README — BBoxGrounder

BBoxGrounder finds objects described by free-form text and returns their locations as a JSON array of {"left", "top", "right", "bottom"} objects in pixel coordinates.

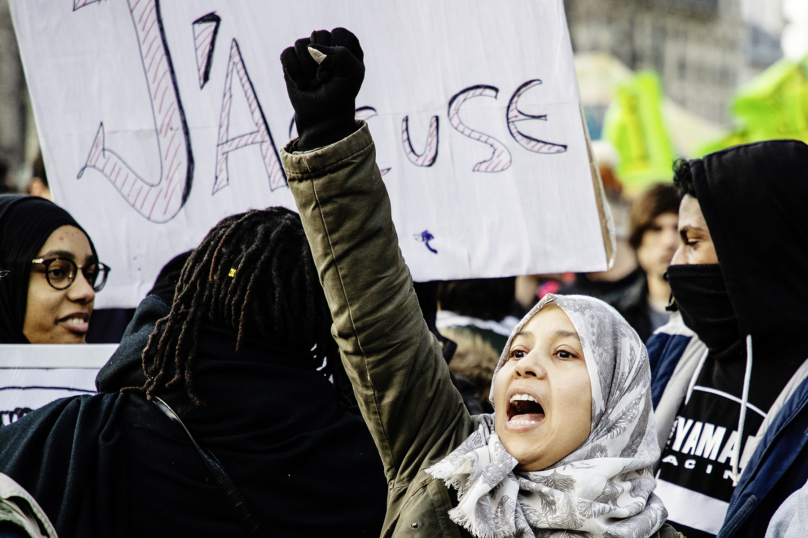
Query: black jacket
[
  {"left": 651, "top": 139, "right": 808, "bottom": 537},
  {"left": 693, "top": 140, "right": 808, "bottom": 536},
  {"left": 0, "top": 295, "right": 387, "bottom": 538}
]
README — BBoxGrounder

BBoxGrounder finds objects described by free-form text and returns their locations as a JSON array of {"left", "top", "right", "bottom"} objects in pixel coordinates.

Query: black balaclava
[
  {"left": 0, "top": 195, "right": 97, "bottom": 343},
  {"left": 666, "top": 264, "right": 741, "bottom": 355}
]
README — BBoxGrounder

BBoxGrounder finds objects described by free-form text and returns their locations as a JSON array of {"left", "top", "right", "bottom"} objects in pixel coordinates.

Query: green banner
[
  {"left": 602, "top": 71, "right": 675, "bottom": 192},
  {"left": 735, "top": 56, "right": 808, "bottom": 142},
  {"left": 698, "top": 55, "right": 808, "bottom": 156}
]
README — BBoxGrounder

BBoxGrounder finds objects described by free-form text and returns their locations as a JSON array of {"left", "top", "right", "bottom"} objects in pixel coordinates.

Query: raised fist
[{"left": 281, "top": 28, "right": 365, "bottom": 151}]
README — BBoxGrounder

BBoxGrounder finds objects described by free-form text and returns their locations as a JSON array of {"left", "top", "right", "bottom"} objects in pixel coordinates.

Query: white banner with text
[{"left": 11, "top": 0, "right": 611, "bottom": 308}]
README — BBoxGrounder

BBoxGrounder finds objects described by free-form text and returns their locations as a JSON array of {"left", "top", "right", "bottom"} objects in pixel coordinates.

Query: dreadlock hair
[
  {"left": 672, "top": 158, "right": 696, "bottom": 200},
  {"left": 129, "top": 208, "right": 336, "bottom": 406}
]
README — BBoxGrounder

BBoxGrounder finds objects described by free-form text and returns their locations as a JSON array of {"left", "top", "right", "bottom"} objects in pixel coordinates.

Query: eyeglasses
[{"left": 31, "top": 257, "right": 111, "bottom": 292}]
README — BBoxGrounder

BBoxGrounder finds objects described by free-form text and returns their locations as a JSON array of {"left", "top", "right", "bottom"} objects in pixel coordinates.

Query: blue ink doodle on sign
[
  {"left": 0, "top": 270, "right": 9, "bottom": 279},
  {"left": 414, "top": 230, "right": 438, "bottom": 254}
]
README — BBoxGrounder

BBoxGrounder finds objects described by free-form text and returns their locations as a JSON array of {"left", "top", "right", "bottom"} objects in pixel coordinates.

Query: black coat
[{"left": 0, "top": 295, "right": 387, "bottom": 538}]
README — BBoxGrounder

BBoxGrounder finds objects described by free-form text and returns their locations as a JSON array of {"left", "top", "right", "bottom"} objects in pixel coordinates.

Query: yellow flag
[
  {"left": 734, "top": 56, "right": 808, "bottom": 142},
  {"left": 602, "top": 71, "right": 675, "bottom": 193},
  {"left": 697, "top": 55, "right": 808, "bottom": 155}
]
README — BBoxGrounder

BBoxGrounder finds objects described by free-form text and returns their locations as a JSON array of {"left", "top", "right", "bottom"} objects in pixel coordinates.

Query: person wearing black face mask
[{"left": 646, "top": 142, "right": 808, "bottom": 538}]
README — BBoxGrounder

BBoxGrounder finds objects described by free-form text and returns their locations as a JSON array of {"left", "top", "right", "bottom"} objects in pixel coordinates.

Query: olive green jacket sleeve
[{"left": 281, "top": 123, "right": 476, "bottom": 492}]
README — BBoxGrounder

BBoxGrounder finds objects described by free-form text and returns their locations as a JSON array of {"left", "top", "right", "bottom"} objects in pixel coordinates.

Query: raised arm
[{"left": 279, "top": 29, "right": 474, "bottom": 488}]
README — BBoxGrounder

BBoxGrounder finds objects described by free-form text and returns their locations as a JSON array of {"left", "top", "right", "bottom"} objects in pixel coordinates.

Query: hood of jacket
[{"left": 692, "top": 139, "right": 808, "bottom": 356}]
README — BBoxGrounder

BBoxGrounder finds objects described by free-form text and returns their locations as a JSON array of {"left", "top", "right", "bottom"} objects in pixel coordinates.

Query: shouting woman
[{"left": 279, "top": 28, "right": 679, "bottom": 538}]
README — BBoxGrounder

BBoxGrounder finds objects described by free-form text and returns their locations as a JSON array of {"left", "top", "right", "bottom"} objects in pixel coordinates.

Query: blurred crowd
[{"left": 0, "top": 150, "right": 51, "bottom": 200}]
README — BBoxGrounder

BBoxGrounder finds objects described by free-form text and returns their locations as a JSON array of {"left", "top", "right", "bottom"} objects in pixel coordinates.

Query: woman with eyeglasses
[{"left": 0, "top": 195, "right": 109, "bottom": 343}]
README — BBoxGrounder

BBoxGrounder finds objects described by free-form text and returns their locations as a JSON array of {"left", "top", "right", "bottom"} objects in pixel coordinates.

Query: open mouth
[
  {"left": 507, "top": 393, "right": 545, "bottom": 425},
  {"left": 58, "top": 313, "right": 90, "bottom": 333}
]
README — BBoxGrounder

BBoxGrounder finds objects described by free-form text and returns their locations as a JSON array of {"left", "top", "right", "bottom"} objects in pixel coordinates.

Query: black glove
[{"left": 281, "top": 28, "right": 365, "bottom": 151}]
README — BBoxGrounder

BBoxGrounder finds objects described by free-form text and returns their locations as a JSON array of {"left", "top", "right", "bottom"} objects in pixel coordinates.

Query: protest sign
[
  {"left": 11, "top": 0, "right": 613, "bottom": 308},
  {"left": 731, "top": 55, "right": 808, "bottom": 143},
  {"left": 698, "top": 54, "right": 808, "bottom": 155},
  {"left": 602, "top": 71, "right": 675, "bottom": 193},
  {"left": 0, "top": 345, "right": 114, "bottom": 425}
]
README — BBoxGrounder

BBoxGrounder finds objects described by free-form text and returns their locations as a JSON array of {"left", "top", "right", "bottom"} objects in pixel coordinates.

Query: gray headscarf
[{"left": 427, "top": 294, "right": 667, "bottom": 538}]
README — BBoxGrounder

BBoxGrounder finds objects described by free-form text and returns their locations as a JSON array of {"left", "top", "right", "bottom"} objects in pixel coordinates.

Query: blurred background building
[
  {"left": 566, "top": 0, "right": 786, "bottom": 125},
  {"left": 0, "top": 0, "right": 31, "bottom": 190}
]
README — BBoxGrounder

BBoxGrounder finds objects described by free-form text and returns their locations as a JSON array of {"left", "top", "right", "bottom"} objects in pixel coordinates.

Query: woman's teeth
[
  {"left": 59, "top": 315, "right": 89, "bottom": 332},
  {"left": 508, "top": 393, "right": 545, "bottom": 425}
]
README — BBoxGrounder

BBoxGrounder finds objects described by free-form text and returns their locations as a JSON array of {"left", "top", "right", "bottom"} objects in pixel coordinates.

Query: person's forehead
[
  {"left": 36, "top": 225, "right": 93, "bottom": 260},
  {"left": 677, "top": 195, "right": 708, "bottom": 231},
  {"left": 652, "top": 212, "right": 678, "bottom": 227},
  {"left": 519, "top": 304, "right": 579, "bottom": 340}
]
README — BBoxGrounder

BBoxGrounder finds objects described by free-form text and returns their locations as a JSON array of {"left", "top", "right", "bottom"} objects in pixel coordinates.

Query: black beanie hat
[{"left": 0, "top": 195, "right": 98, "bottom": 343}]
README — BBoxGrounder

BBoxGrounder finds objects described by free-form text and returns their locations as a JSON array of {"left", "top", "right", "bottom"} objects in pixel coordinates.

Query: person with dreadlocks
[{"left": 0, "top": 207, "right": 387, "bottom": 538}]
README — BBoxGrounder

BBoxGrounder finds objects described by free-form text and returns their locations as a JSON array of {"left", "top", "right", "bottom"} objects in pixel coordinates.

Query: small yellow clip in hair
[{"left": 228, "top": 268, "right": 237, "bottom": 277}]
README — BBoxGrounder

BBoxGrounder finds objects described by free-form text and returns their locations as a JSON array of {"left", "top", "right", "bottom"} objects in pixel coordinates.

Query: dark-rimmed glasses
[{"left": 31, "top": 257, "right": 110, "bottom": 292}]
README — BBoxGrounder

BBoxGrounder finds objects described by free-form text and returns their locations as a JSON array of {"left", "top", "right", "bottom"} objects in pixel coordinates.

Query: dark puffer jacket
[{"left": 0, "top": 294, "right": 387, "bottom": 538}]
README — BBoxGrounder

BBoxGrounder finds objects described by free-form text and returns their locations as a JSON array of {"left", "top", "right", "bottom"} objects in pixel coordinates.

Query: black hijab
[{"left": 0, "top": 195, "right": 97, "bottom": 343}]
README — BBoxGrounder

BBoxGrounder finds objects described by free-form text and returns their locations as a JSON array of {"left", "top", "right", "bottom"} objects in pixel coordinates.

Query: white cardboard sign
[
  {"left": 11, "top": 0, "right": 611, "bottom": 308},
  {"left": 0, "top": 345, "right": 114, "bottom": 425}
]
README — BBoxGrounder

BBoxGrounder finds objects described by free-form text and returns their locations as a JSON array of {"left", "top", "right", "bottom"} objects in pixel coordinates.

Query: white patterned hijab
[{"left": 427, "top": 294, "right": 667, "bottom": 538}]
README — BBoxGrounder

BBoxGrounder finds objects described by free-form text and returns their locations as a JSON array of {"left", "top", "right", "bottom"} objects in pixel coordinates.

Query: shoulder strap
[{"left": 152, "top": 396, "right": 268, "bottom": 538}]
